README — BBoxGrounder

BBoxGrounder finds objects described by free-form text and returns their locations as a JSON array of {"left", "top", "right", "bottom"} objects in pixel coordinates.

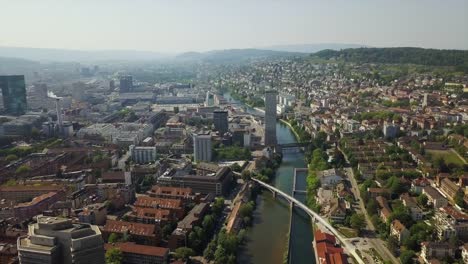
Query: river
[{"left": 224, "top": 93, "right": 315, "bottom": 264}]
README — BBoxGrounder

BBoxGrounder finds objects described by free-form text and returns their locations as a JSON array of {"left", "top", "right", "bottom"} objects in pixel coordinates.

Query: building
[
  {"left": 264, "top": 90, "right": 277, "bottom": 146},
  {"left": 390, "top": 220, "right": 410, "bottom": 244},
  {"left": 383, "top": 122, "right": 398, "bottom": 139},
  {"left": 120, "top": 75, "right": 133, "bottom": 93},
  {"left": 0, "top": 185, "right": 65, "bottom": 203},
  {"left": 168, "top": 202, "right": 209, "bottom": 250},
  {"left": 104, "top": 243, "right": 169, "bottom": 264},
  {"left": 420, "top": 241, "right": 456, "bottom": 264},
  {"left": 193, "top": 133, "right": 212, "bottom": 162},
  {"left": 148, "top": 186, "right": 198, "bottom": 202},
  {"left": 440, "top": 178, "right": 461, "bottom": 200},
  {"left": 14, "top": 192, "right": 63, "bottom": 221},
  {"left": 213, "top": 110, "right": 228, "bottom": 134},
  {"left": 423, "top": 186, "right": 448, "bottom": 208},
  {"left": 17, "top": 216, "right": 105, "bottom": 264},
  {"left": 101, "top": 220, "right": 160, "bottom": 246},
  {"left": 157, "top": 166, "right": 233, "bottom": 196},
  {"left": 314, "top": 230, "right": 348, "bottom": 264},
  {"left": 0, "top": 75, "right": 27, "bottom": 115},
  {"left": 77, "top": 203, "right": 107, "bottom": 225},
  {"left": 133, "top": 196, "right": 184, "bottom": 220},
  {"left": 462, "top": 244, "right": 468, "bottom": 264},
  {"left": 129, "top": 145, "right": 157, "bottom": 164},
  {"left": 316, "top": 169, "right": 344, "bottom": 188}
]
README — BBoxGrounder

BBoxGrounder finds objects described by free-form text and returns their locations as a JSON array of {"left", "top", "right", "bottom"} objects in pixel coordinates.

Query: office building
[
  {"left": 193, "top": 133, "right": 212, "bottom": 162},
  {"left": 213, "top": 110, "right": 228, "bottom": 134},
  {"left": 0, "top": 75, "right": 27, "bottom": 115},
  {"left": 264, "top": 90, "right": 277, "bottom": 146},
  {"left": 17, "top": 216, "right": 105, "bottom": 264},
  {"left": 120, "top": 75, "right": 133, "bottom": 93},
  {"left": 129, "top": 145, "right": 157, "bottom": 164}
]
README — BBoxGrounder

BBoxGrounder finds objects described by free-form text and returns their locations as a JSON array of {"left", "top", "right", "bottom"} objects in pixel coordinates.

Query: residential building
[
  {"left": 390, "top": 220, "right": 410, "bottom": 244},
  {"left": 193, "top": 133, "right": 212, "bottom": 162},
  {"left": 0, "top": 185, "right": 65, "bottom": 203},
  {"left": 400, "top": 193, "right": 423, "bottom": 221},
  {"left": 134, "top": 196, "right": 185, "bottom": 219},
  {"left": 148, "top": 186, "right": 199, "bottom": 202},
  {"left": 101, "top": 220, "right": 160, "bottom": 246},
  {"left": 213, "top": 110, "right": 228, "bottom": 134},
  {"left": 264, "top": 90, "right": 277, "bottom": 146},
  {"left": 14, "top": 192, "right": 63, "bottom": 221},
  {"left": 420, "top": 241, "right": 456, "bottom": 264},
  {"left": 129, "top": 145, "right": 157, "bottom": 164},
  {"left": 17, "top": 216, "right": 105, "bottom": 264},
  {"left": 168, "top": 203, "right": 209, "bottom": 250},
  {"left": 0, "top": 75, "right": 27, "bottom": 115},
  {"left": 104, "top": 242, "right": 169, "bottom": 264},
  {"left": 440, "top": 178, "right": 460, "bottom": 200},
  {"left": 423, "top": 186, "right": 448, "bottom": 208},
  {"left": 77, "top": 203, "right": 107, "bottom": 225},
  {"left": 383, "top": 122, "right": 398, "bottom": 139},
  {"left": 434, "top": 206, "right": 468, "bottom": 240},
  {"left": 316, "top": 168, "right": 344, "bottom": 188},
  {"left": 314, "top": 230, "right": 348, "bottom": 264}
]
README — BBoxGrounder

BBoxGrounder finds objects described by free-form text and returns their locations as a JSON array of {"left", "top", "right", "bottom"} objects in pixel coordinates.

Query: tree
[
  {"left": 15, "top": 164, "right": 31, "bottom": 175},
  {"left": 203, "top": 240, "right": 217, "bottom": 261},
  {"left": 174, "top": 247, "right": 195, "bottom": 261},
  {"left": 212, "top": 197, "right": 225, "bottom": 216},
  {"left": 454, "top": 190, "right": 466, "bottom": 208},
  {"left": 214, "top": 246, "right": 227, "bottom": 264},
  {"left": 107, "top": 233, "right": 119, "bottom": 243},
  {"left": 5, "top": 154, "right": 18, "bottom": 162},
  {"left": 202, "top": 214, "right": 215, "bottom": 231},
  {"left": 387, "top": 235, "right": 399, "bottom": 255},
  {"left": 417, "top": 193, "right": 428, "bottom": 207},
  {"left": 241, "top": 170, "right": 251, "bottom": 180},
  {"left": 350, "top": 213, "right": 365, "bottom": 232},
  {"left": 399, "top": 250, "right": 415, "bottom": 264},
  {"left": 105, "top": 247, "right": 123, "bottom": 264}
]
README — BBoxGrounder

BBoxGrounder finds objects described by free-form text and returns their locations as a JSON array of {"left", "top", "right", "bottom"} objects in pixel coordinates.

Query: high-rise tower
[
  {"left": 264, "top": 90, "right": 277, "bottom": 146},
  {"left": 0, "top": 75, "right": 27, "bottom": 115}
]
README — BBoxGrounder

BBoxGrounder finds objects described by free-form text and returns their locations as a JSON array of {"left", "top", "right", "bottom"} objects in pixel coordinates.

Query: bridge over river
[{"left": 252, "top": 178, "right": 365, "bottom": 264}]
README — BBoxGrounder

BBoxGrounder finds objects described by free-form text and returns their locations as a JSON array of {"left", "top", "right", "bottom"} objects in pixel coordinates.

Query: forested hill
[{"left": 312, "top": 47, "right": 468, "bottom": 71}]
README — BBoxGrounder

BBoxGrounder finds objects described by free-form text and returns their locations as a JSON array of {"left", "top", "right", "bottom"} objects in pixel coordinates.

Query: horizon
[{"left": 1, "top": 0, "right": 467, "bottom": 53}]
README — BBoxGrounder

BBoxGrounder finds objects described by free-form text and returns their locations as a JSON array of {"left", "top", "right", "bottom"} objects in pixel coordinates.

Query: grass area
[
  {"left": 427, "top": 149, "right": 466, "bottom": 165},
  {"left": 338, "top": 227, "right": 358, "bottom": 238}
]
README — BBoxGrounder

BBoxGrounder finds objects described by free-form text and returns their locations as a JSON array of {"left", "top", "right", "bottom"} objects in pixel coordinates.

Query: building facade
[
  {"left": 129, "top": 145, "right": 157, "bottom": 164},
  {"left": 213, "top": 110, "right": 228, "bottom": 134},
  {"left": 264, "top": 90, "right": 277, "bottom": 146},
  {"left": 17, "top": 216, "right": 105, "bottom": 264},
  {"left": 0, "top": 75, "right": 27, "bottom": 115},
  {"left": 119, "top": 75, "right": 133, "bottom": 93},
  {"left": 193, "top": 133, "right": 212, "bottom": 162}
]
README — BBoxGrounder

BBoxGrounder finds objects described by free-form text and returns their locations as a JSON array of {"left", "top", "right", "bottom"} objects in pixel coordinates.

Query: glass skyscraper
[{"left": 0, "top": 75, "right": 27, "bottom": 115}]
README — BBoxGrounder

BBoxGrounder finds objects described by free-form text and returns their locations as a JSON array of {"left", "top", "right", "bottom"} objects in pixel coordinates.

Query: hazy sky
[{"left": 0, "top": 0, "right": 467, "bottom": 53}]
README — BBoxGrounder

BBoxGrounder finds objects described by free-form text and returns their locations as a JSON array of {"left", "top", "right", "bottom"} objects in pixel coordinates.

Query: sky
[{"left": 0, "top": 0, "right": 467, "bottom": 53}]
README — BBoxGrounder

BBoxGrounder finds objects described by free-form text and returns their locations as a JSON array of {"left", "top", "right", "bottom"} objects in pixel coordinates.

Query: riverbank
[{"left": 279, "top": 119, "right": 301, "bottom": 142}]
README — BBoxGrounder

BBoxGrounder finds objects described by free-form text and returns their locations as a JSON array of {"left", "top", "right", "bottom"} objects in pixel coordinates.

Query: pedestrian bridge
[{"left": 252, "top": 178, "right": 364, "bottom": 264}]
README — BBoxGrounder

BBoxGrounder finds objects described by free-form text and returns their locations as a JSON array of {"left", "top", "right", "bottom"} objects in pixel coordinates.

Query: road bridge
[{"left": 252, "top": 178, "right": 365, "bottom": 264}]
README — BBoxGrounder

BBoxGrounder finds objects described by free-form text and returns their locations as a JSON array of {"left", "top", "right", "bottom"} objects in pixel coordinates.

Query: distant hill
[
  {"left": 313, "top": 47, "right": 468, "bottom": 71},
  {"left": 0, "top": 46, "right": 168, "bottom": 62},
  {"left": 261, "top": 43, "right": 368, "bottom": 53},
  {"left": 176, "top": 49, "right": 305, "bottom": 63}
]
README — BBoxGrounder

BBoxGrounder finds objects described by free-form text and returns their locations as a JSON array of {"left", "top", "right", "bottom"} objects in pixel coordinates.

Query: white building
[{"left": 129, "top": 145, "right": 157, "bottom": 164}]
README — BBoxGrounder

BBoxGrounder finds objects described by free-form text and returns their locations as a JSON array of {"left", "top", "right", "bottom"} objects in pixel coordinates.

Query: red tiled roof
[
  {"left": 102, "top": 220, "right": 155, "bottom": 237},
  {"left": 105, "top": 242, "right": 168, "bottom": 257},
  {"left": 134, "top": 196, "right": 182, "bottom": 209}
]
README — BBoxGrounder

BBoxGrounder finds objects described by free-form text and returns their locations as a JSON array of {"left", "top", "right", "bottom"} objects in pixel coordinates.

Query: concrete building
[
  {"left": 213, "top": 110, "right": 228, "bottom": 134},
  {"left": 383, "top": 122, "right": 398, "bottom": 139},
  {"left": 129, "top": 145, "right": 157, "bottom": 164},
  {"left": 0, "top": 75, "right": 27, "bottom": 115},
  {"left": 120, "top": 75, "right": 133, "bottom": 93},
  {"left": 264, "top": 90, "right": 277, "bottom": 146},
  {"left": 17, "top": 216, "right": 105, "bottom": 264},
  {"left": 193, "top": 133, "right": 212, "bottom": 162}
]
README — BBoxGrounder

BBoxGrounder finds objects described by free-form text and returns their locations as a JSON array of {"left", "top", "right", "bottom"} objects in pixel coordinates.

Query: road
[{"left": 344, "top": 167, "right": 400, "bottom": 264}]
